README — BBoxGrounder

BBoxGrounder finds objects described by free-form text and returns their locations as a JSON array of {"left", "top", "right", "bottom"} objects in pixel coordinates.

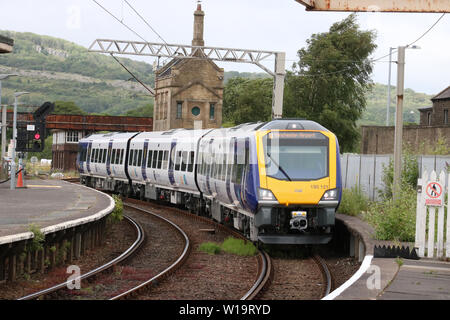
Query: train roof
[{"left": 228, "top": 119, "right": 330, "bottom": 132}]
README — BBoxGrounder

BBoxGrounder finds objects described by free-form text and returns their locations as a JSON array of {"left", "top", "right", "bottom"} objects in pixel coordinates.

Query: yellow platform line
[{"left": 26, "top": 185, "right": 62, "bottom": 189}]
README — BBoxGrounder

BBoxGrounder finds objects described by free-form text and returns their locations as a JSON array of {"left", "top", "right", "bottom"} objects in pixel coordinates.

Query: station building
[{"left": 153, "top": 3, "right": 224, "bottom": 131}]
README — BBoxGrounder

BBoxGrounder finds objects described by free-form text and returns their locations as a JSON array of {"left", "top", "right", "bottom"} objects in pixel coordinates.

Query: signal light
[{"left": 34, "top": 133, "right": 41, "bottom": 140}]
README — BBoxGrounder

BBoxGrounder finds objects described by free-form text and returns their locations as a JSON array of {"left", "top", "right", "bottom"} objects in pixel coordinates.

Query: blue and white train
[{"left": 77, "top": 119, "right": 342, "bottom": 245}]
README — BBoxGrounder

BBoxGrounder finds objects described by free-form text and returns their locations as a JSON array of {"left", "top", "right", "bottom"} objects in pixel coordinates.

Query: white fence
[
  {"left": 415, "top": 171, "right": 449, "bottom": 258},
  {"left": 341, "top": 154, "right": 450, "bottom": 201}
]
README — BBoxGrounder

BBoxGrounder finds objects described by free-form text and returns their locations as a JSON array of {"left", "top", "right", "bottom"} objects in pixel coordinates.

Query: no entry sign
[{"left": 424, "top": 181, "right": 443, "bottom": 206}]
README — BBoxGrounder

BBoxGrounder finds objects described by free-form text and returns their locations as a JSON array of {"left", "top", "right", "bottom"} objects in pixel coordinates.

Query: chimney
[{"left": 192, "top": 2, "right": 205, "bottom": 47}]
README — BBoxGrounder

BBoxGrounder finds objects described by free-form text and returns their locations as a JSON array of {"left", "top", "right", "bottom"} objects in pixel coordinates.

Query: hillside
[
  {"left": 0, "top": 31, "right": 435, "bottom": 122},
  {"left": 361, "top": 83, "right": 433, "bottom": 126}
]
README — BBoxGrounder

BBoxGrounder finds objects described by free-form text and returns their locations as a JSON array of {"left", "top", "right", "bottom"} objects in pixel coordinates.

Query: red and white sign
[{"left": 424, "top": 181, "right": 443, "bottom": 206}]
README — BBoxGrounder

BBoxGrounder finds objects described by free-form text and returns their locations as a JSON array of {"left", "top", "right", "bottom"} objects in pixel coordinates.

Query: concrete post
[{"left": 393, "top": 46, "right": 405, "bottom": 199}]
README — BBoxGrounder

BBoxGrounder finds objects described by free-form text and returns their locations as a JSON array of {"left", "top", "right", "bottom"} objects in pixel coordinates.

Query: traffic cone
[{"left": 16, "top": 169, "right": 26, "bottom": 189}]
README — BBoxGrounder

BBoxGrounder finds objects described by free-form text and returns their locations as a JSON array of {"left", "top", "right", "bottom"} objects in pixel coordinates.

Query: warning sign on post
[{"left": 424, "top": 181, "right": 443, "bottom": 206}]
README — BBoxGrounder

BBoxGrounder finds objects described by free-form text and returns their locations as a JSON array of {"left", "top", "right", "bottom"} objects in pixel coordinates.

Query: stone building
[
  {"left": 153, "top": 3, "right": 224, "bottom": 131},
  {"left": 418, "top": 86, "right": 450, "bottom": 126}
]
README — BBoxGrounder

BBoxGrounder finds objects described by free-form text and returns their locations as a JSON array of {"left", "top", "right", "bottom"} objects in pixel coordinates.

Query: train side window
[
  {"left": 102, "top": 149, "right": 107, "bottom": 163},
  {"left": 148, "top": 150, "right": 153, "bottom": 168},
  {"left": 129, "top": 150, "right": 133, "bottom": 166},
  {"left": 175, "top": 151, "right": 182, "bottom": 171},
  {"left": 188, "top": 151, "right": 195, "bottom": 172},
  {"left": 94, "top": 149, "right": 99, "bottom": 163},
  {"left": 222, "top": 153, "right": 227, "bottom": 181},
  {"left": 137, "top": 150, "right": 143, "bottom": 167},
  {"left": 111, "top": 149, "right": 116, "bottom": 165},
  {"left": 133, "top": 150, "right": 138, "bottom": 167},
  {"left": 162, "top": 151, "right": 169, "bottom": 169},
  {"left": 117, "top": 149, "right": 121, "bottom": 165},
  {"left": 152, "top": 150, "right": 158, "bottom": 168},
  {"left": 200, "top": 152, "right": 205, "bottom": 175},
  {"left": 157, "top": 151, "right": 163, "bottom": 169},
  {"left": 181, "top": 151, "right": 188, "bottom": 171}
]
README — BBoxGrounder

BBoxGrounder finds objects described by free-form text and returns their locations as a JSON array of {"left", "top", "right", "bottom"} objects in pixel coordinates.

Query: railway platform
[
  {"left": 330, "top": 214, "right": 450, "bottom": 300},
  {"left": 0, "top": 177, "right": 114, "bottom": 244},
  {"left": 0, "top": 177, "right": 115, "bottom": 281}
]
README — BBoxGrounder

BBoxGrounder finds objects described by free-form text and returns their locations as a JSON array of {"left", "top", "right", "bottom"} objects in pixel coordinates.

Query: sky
[{"left": 0, "top": 0, "right": 448, "bottom": 96}]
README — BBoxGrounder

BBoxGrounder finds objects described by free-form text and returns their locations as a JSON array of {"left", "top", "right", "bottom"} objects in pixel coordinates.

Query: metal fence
[{"left": 340, "top": 154, "right": 450, "bottom": 201}]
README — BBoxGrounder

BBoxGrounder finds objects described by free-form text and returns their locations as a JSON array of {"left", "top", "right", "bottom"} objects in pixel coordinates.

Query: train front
[{"left": 255, "top": 121, "right": 342, "bottom": 245}]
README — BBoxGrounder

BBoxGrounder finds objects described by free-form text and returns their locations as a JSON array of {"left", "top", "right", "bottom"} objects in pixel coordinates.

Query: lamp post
[
  {"left": 392, "top": 45, "right": 420, "bottom": 199},
  {"left": 10, "top": 91, "right": 29, "bottom": 190},
  {"left": 0, "top": 74, "right": 18, "bottom": 161}
]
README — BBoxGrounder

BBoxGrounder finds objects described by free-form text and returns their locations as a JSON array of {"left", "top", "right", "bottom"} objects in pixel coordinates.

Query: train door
[{"left": 168, "top": 139, "right": 177, "bottom": 186}]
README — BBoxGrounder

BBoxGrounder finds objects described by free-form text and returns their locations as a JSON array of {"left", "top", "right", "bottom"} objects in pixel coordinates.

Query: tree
[
  {"left": 284, "top": 14, "right": 377, "bottom": 152},
  {"left": 53, "top": 101, "right": 87, "bottom": 115},
  {"left": 223, "top": 77, "right": 273, "bottom": 125}
]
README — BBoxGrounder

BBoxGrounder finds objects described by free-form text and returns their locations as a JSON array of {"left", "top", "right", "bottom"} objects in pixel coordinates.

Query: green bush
[
  {"left": 198, "top": 237, "right": 258, "bottom": 257},
  {"left": 109, "top": 195, "right": 124, "bottom": 223},
  {"left": 338, "top": 185, "right": 369, "bottom": 216},
  {"left": 379, "top": 149, "right": 418, "bottom": 200},
  {"left": 221, "top": 237, "right": 258, "bottom": 256},
  {"left": 364, "top": 185, "right": 416, "bottom": 242},
  {"left": 198, "top": 242, "right": 222, "bottom": 255}
]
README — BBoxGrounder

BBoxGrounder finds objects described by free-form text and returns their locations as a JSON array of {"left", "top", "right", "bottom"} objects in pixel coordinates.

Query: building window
[
  {"left": 210, "top": 103, "right": 215, "bottom": 120},
  {"left": 192, "top": 106, "right": 201, "bottom": 117},
  {"left": 444, "top": 109, "right": 448, "bottom": 125},
  {"left": 176, "top": 102, "right": 183, "bottom": 119},
  {"left": 66, "top": 131, "right": 79, "bottom": 143},
  {"left": 427, "top": 112, "right": 432, "bottom": 126}
]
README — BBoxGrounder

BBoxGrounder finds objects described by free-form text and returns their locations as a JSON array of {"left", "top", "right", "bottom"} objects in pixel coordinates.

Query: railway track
[
  {"left": 17, "top": 214, "right": 145, "bottom": 300},
  {"left": 122, "top": 198, "right": 273, "bottom": 300},
  {"left": 21, "top": 178, "right": 333, "bottom": 300}
]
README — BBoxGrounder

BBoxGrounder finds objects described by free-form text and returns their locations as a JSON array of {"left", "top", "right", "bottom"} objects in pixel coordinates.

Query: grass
[
  {"left": 338, "top": 185, "right": 369, "bottom": 216},
  {"left": 198, "top": 237, "right": 258, "bottom": 257}
]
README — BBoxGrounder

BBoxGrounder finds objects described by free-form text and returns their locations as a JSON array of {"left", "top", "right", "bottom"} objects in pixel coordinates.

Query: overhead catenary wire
[{"left": 91, "top": 0, "right": 156, "bottom": 96}]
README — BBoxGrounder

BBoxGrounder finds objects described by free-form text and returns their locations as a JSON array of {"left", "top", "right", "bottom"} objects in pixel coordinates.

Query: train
[{"left": 77, "top": 119, "right": 342, "bottom": 245}]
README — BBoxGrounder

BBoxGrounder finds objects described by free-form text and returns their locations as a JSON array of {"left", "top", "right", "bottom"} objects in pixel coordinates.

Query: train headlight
[
  {"left": 321, "top": 188, "right": 338, "bottom": 201},
  {"left": 258, "top": 188, "right": 277, "bottom": 201}
]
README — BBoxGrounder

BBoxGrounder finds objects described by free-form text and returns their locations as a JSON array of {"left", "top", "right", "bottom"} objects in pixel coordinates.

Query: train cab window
[
  {"left": 93, "top": 149, "right": 98, "bottom": 163},
  {"left": 147, "top": 150, "right": 153, "bottom": 168},
  {"left": 175, "top": 151, "right": 182, "bottom": 171},
  {"left": 181, "top": 151, "right": 188, "bottom": 171},
  {"left": 188, "top": 151, "right": 195, "bottom": 172},
  {"left": 162, "top": 151, "right": 169, "bottom": 169},
  {"left": 137, "top": 150, "right": 143, "bottom": 167},
  {"left": 157, "top": 151, "right": 163, "bottom": 169}
]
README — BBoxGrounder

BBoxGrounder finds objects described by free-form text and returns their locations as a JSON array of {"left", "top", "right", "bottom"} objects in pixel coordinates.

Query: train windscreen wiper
[{"left": 266, "top": 152, "right": 292, "bottom": 181}]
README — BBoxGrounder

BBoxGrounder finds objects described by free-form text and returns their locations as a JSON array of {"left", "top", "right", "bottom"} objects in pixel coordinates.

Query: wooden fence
[{"left": 415, "top": 170, "right": 449, "bottom": 258}]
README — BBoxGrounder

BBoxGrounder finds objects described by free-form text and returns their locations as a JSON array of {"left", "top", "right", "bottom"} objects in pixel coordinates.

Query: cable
[
  {"left": 407, "top": 13, "right": 446, "bottom": 47},
  {"left": 110, "top": 54, "right": 155, "bottom": 96},
  {"left": 123, "top": 0, "right": 168, "bottom": 45},
  {"left": 91, "top": 0, "right": 148, "bottom": 43}
]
